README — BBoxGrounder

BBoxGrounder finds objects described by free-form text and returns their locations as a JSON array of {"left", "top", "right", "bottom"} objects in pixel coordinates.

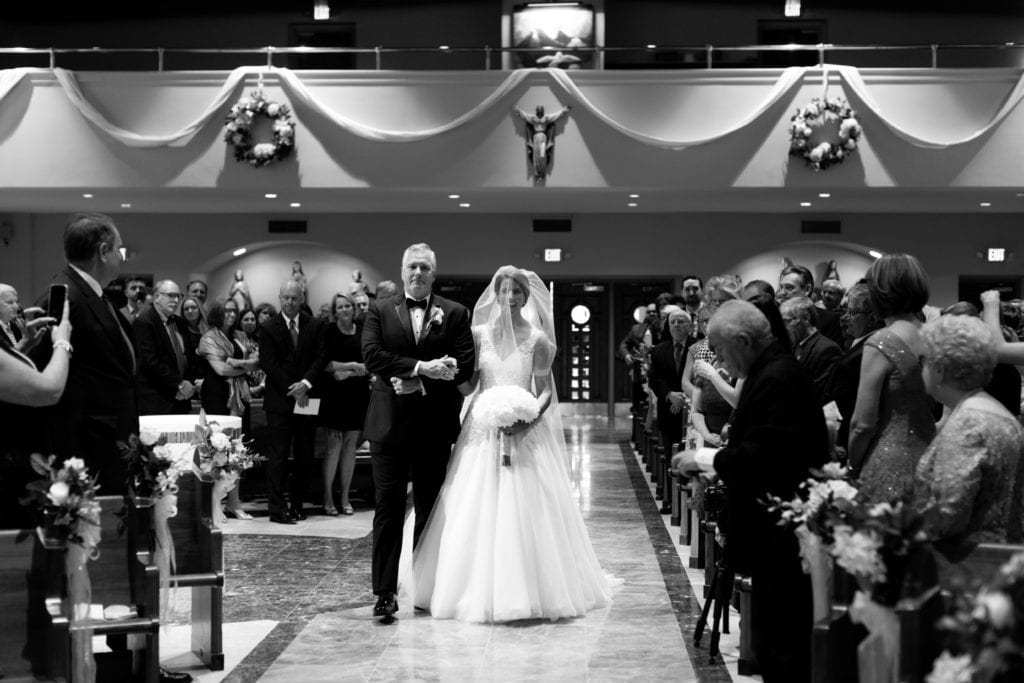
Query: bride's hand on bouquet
[{"left": 500, "top": 419, "right": 534, "bottom": 437}]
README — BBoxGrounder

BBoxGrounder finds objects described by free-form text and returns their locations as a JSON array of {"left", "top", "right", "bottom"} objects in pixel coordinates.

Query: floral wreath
[
  {"left": 788, "top": 96, "right": 862, "bottom": 171},
  {"left": 223, "top": 88, "right": 296, "bottom": 168}
]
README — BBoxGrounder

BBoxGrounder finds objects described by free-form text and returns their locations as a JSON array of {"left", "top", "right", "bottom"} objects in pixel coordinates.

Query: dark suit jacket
[
  {"left": 133, "top": 306, "right": 198, "bottom": 415},
  {"left": 713, "top": 342, "right": 829, "bottom": 573},
  {"left": 32, "top": 265, "right": 139, "bottom": 462},
  {"left": 822, "top": 337, "right": 868, "bottom": 446},
  {"left": 258, "top": 311, "right": 327, "bottom": 415},
  {"left": 361, "top": 294, "right": 475, "bottom": 447},
  {"left": 794, "top": 330, "right": 842, "bottom": 401},
  {"left": 648, "top": 338, "right": 691, "bottom": 442},
  {"left": 816, "top": 308, "right": 845, "bottom": 347}
]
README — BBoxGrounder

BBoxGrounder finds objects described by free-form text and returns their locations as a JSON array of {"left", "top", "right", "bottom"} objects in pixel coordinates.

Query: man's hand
[
  {"left": 391, "top": 377, "right": 424, "bottom": 395},
  {"left": 175, "top": 380, "right": 195, "bottom": 401},
  {"left": 333, "top": 369, "right": 354, "bottom": 381},
  {"left": 286, "top": 381, "right": 310, "bottom": 400},
  {"left": 667, "top": 391, "right": 686, "bottom": 414},
  {"left": 418, "top": 356, "right": 457, "bottom": 381},
  {"left": 671, "top": 449, "right": 701, "bottom": 476}
]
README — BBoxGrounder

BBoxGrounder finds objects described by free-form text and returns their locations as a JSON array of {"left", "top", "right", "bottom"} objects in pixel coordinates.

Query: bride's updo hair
[{"left": 493, "top": 265, "right": 531, "bottom": 302}]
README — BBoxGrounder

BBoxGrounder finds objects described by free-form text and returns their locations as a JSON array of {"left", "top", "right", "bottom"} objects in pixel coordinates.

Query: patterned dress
[{"left": 856, "top": 328, "right": 936, "bottom": 504}]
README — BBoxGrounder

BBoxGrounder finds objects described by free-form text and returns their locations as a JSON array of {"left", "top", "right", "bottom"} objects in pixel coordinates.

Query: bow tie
[{"left": 406, "top": 298, "right": 428, "bottom": 310}]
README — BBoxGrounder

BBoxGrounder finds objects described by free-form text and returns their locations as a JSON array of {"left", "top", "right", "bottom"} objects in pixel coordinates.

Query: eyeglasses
[{"left": 158, "top": 292, "right": 183, "bottom": 300}]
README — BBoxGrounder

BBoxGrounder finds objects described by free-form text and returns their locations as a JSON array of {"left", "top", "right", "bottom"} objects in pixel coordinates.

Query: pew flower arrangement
[
  {"left": 193, "top": 411, "right": 262, "bottom": 526},
  {"left": 927, "top": 553, "right": 1024, "bottom": 683}
]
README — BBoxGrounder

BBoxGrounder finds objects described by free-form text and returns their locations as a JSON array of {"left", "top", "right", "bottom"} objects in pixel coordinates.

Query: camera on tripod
[{"left": 702, "top": 482, "right": 727, "bottom": 522}]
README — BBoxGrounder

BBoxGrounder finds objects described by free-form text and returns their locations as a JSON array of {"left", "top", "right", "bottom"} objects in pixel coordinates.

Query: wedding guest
[
  {"left": 820, "top": 279, "right": 845, "bottom": 313},
  {"left": 680, "top": 275, "right": 708, "bottom": 341},
  {"left": 0, "top": 284, "right": 55, "bottom": 354},
  {"left": 648, "top": 309, "right": 693, "bottom": 454},
  {"left": 134, "top": 280, "right": 198, "bottom": 415},
  {"left": 780, "top": 296, "right": 842, "bottom": 402},
  {"left": 375, "top": 280, "right": 398, "bottom": 300},
  {"left": 352, "top": 290, "right": 371, "bottom": 323},
  {"left": 197, "top": 299, "right": 256, "bottom": 519},
  {"left": 849, "top": 253, "right": 936, "bottom": 504},
  {"left": 912, "top": 314, "right": 1024, "bottom": 580},
  {"left": 777, "top": 264, "right": 844, "bottom": 347},
  {"left": 941, "top": 301, "right": 1020, "bottom": 417},
  {"left": 675, "top": 300, "right": 827, "bottom": 683},
  {"left": 318, "top": 301, "right": 332, "bottom": 322},
  {"left": 236, "top": 308, "right": 265, "bottom": 397},
  {"left": 681, "top": 275, "right": 739, "bottom": 400},
  {"left": 187, "top": 280, "right": 208, "bottom": 309},
  {"left": 180, "top": 296, "right": 205, "bottom": 357},
  {"left": 120, "top": 276, "right": 148, "bottom": 322},
  {"left": 822, "top": 281, "right": 884, "bottom": 454},
  {"left": 254, "top": 302, "right": 277, "bottom": 326},
  {"left": 319, "top": 293, "right": 369, "bottom": 516}
]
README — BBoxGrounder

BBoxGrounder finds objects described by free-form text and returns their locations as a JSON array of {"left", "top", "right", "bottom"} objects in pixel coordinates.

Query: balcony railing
[{"left": 1, "top": 42, "right": 1023, "bottom": 71}]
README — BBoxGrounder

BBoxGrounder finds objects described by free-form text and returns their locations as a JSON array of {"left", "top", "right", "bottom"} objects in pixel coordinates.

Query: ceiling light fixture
[
  {"left": 290, "top": 202, "right": 302, "bottom": 208},
  {"left": 120, "top": 203, "right": 132, "bottom": 208},
  {"left": 265, "top": 193, "right": 277, "bottom": 199},
  {"left": 818, "top": 193, "right": 831, "bottom": 198},
  {"left": 448, "top": 194, "right": 460, "bottom": 199},
  {"left": 459, "top": 202, "right": 471, "bottom": 208},
  {"left": 233, "top": 247, "right": 247, "bottom": 257},
  {"left": 646, "top": 44, "right": 657, "bottom": 49},
  {"left": 800, "top": 202, "right": 812, "bottom": 207},
  {"left": 629, "top": 193, "right": 640, "bottom": 198},
  {"left": 313, "top": 0, "right": 329, "bottom": 20},
  {"left": 869, "top": 250, "right": 883, "bottom": 259},
  {"left": 980, "top": 202, "right": 992, "bottom": 207},
  {"left": 627, "top": 202, "right": 638, "bottom": 207},
  {"left": 82, "top": 193, "right": 94, "bottom": 199}
]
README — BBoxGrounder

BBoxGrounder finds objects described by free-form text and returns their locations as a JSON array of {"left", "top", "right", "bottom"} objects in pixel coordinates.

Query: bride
[{"left": 405, "top": 265, "right": 615, "bottom": 623}]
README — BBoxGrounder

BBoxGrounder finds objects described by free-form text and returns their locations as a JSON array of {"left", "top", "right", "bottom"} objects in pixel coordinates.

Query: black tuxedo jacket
[
  {"left": 133, "top": 306, "right": 199, "bottom": 414},
  {"left": 822, "top": 337, "right": 868, "bottom": 446},
  {"left": 794, "top": 330, "right": 842, "bottom": 400},
  {"left": 361, "top": 293, "right": 475, "bottom": 446},
  {"left": 713, "top": 342, "right": 828, "bottom": 573},
  {"left": 258, "top": 312, "right": 326, "bottom": 415},
  {"left": 32, "top": 265, "right": 139, "bottom": 458},
  {"left": 648, "top": 338, "right": 692, "bottom": 441}
]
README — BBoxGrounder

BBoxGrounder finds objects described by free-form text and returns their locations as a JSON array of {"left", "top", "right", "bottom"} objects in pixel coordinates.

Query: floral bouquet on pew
[
  {"left": 119, "top": 430, "right": 189, "bottom": 619},
  {"left": 192, "top": 410, "right": 262, "bottom": 527},
  {"left": 472, "top": 385, "right": 540, "bottom": 466},
  {"left": 22, "top": 454, "right": 101, "bottom": 683},
  {"left": 927, "top": 553, "right": 1024, "bottom": 683}
]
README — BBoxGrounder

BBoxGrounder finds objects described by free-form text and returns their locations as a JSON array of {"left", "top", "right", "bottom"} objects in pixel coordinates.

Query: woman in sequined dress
[
  {"left": 912, "top": 314, "right": 1024, "bottom": 579},
  {"left": 848, "top": 254, "right": 936, "bottom": 504}
]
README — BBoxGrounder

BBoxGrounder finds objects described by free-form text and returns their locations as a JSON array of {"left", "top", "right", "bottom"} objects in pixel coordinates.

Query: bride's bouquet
[{"left": 472, "top": 385, "right": 540, "bottom": 466}]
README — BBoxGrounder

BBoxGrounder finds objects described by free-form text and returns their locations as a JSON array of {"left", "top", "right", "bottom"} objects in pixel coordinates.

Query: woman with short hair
[{"left": 913, "top": 314, "right": 1024, "bottom": 575}]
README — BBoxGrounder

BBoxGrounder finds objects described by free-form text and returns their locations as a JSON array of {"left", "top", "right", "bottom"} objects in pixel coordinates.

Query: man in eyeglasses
[{"left": 134, "top": 280, "right": 198, "bottom": 415}]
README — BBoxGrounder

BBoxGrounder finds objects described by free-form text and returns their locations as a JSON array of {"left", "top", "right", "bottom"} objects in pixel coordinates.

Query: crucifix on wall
[{"left": 511, "top": 104, "right": 572, "bottom": 180}]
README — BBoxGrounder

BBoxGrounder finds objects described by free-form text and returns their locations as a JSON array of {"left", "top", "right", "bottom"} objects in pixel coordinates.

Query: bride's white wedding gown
[{"left": 407, "top": 327, "right": 614, "bottom": 622}]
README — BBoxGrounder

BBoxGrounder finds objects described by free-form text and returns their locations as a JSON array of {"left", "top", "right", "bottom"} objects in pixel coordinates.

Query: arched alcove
[
  {"left": 192, "top": 240, "right": 383, "bottom": 311},
  {"left": 728, "top": 239, "right": 880, "bottom": 291}
]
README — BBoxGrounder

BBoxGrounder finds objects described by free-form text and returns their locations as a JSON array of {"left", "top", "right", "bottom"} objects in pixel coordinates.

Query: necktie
[
  {"left": 406, "top": 298, "right": 427, "bottom": 310},
  {"left": 103, "top": 296, "right": 136, "bottom": 374},
  {"left": 674, "top": 342, "right": 684, "bottom": 372},
  {"left": 166, "top": 317, "right": 187, "bottom": 375},
  {"left": 289, "top": 318, "right": 299, "bottom": 348}
]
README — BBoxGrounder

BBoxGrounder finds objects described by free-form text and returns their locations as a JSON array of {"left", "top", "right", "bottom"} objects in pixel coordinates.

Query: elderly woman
[
  {"left": 912, "top": 314, "right": 1024, "bottom": 575},
  {"left": 849, "top": 253, "right": 936, "bottom": 504},
  {"left": 687, "top": 275, "right": 742, "bottom": 414}
]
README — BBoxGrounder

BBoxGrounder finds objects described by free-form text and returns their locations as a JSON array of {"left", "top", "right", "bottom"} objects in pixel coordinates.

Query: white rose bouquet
[{"left": 472, "top": 385, "right": 540, "bottom": 466}]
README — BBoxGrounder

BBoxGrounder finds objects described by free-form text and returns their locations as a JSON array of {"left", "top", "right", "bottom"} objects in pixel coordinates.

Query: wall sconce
[{"left": 313, "top": 0, "right": 330, "bottom": 21}]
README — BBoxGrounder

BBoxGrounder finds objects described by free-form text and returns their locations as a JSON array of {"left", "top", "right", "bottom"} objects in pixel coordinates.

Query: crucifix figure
[{"left": 511, "top": 104, "right": 572, "bottom": 179}]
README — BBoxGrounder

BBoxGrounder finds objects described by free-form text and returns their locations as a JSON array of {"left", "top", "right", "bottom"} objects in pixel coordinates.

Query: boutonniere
[{"left": 427, "top": 306, "right": 444, "bottom": 328}]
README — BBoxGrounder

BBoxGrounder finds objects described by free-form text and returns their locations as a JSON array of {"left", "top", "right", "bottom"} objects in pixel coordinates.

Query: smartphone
[{"left": 47, "top": 284, "right": 68, "bottom": 320}]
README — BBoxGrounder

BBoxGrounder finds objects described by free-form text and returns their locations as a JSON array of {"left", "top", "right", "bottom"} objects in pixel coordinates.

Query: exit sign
[
  {"left": 988, "top": 248, "right": 1006, "bottom": 263},
  {"left": 544, "top": 248, "right": 562, "bottom": 263}
]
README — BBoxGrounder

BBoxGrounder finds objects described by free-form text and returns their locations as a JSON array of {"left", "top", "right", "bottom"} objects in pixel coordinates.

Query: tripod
[{"left": 693, "top": 523, "right": 733, "bottom": 665}]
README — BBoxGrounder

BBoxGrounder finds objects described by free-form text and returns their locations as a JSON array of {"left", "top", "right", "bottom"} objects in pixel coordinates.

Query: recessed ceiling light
[
  {"left": 627, "top": 202, "right": 638, "bottom": 207},
  {"left": 82, "top": 193, "right": 94, "bottom": 199},
  {"left": 439, "top": 45, "right": 450, "bottom": 50},
  {"left": 980, "top": 202, "right": 992, "bottom": 207},
  {"left": 265, "top": 193, "right": 277, "bottom": 199},
  {"left": 818, "top": 193, "right": 831, "bottom": 198},
  {"left": 448, "top": 194, "right": 460, "bottom": 199},
  {"left": 629, "top": 193, "right": 640, "bottom": 199},
  {"left": 120, "top": 203, "right": 132, "bottom": 208},
  {"left": 869, "top": 250, "right": 883, "bottom": 259},
  {"left": 233, "top": 247, "right": 247, "bottom": 257},
  {"left": 800, "top": 202, "right": 812, "bottom": 207},
  {"left": 290, "top": 202, "right": 301, "bottom": 208},
  {"left": 646, "top": 44, "right": 657, "bottom": 49},
  {"left": 459, "top": 202, "right": 471, "bottom": 208}
]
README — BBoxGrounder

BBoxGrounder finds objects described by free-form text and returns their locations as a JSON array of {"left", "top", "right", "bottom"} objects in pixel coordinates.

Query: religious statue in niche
[
  {"left": 228, "top": 269, "right": 252, "bottom": 312},
  {"left": 291, "top": 260, "right": 307, "bottom": 293},
  {"left": 348, "top": 269, "right": 370, "bottom": 297},
  {"left": 511, "top": 104, "right": 572, "bottom": 180}
]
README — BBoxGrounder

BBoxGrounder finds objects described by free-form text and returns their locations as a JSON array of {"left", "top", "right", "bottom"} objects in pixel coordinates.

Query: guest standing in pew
[
  {"left": 777, "top": 264, "right": 845, "bottom": 347},
  {"left": 780, "top": 296, "right": 842, "bottom": 403},
  {"left": 134, "top": 280, "right": 199, "bottom": 416},
  {"left": 912, "top": 314, "right": 1024, "bottom": 583},
  {"left": 31, "top": 213, "right": 139, "bottom": 494},
  {"left": 848, "top": 253, "right": 936, "bottom": 504},
  {"left": 674, "top": 300, "right": 828, "bottom": 683},
  {"left": 647, "top": 309, "right": 693, "bottom": 456},
  {"left": 945, "top": 299, "right": 1022, "bottom": 417},
  {"left": 0, "top": 298, "right": 70, "bottom": 529},
  {"left": 259, "top": 281, "right": 326, "bottom": 524}
]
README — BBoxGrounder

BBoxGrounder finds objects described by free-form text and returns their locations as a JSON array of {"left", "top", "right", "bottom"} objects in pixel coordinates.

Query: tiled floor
[{"left": 184, "top": 416, "right": 753, "bottom": 682}]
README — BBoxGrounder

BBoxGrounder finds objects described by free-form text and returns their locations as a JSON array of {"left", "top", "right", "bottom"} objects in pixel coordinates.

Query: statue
[
  {"left": 228, "top": 269, "right": 252, "bottom": 313},
  {"left": 535, "top": 51, "right": 581, "bottom": 70},
  {"left": 511, "top": 104, "right": 572, "bottom": 180},
  {"left": 348, "top": 269, "right": 369, "bottom": 297},
  {"left": 290, "top": 260, "right": 307, "bottom": 293}
]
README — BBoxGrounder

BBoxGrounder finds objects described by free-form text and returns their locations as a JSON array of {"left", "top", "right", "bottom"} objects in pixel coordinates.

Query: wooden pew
[
  {"left": 688, "top": 477, "right": 705, "bottom": 569},
  {"left": 958, "top": 542, "right": 1024, "bottom": 585},
  {"left": 127, "top": 473, "right": 225, "bottom": 671},
  {"left": 734, "top": 574, "right": 758, "bottom": 676},
  {"left": 0, "top": 495, "right": 161, "bottom": 682}
]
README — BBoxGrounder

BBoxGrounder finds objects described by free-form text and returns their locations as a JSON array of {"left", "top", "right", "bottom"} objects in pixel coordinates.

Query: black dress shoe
[
  {"left": 159, "top": 667, "right": 193, "bottom": 683},
  {"left": 269, "top": 512, "right": 296, "bottom": 525},
  {"left": 290, "top": 508, "right": 308, "bottom": 521},
  {"left": 373, "top": 592, "right": 398, "bottom": 617}
]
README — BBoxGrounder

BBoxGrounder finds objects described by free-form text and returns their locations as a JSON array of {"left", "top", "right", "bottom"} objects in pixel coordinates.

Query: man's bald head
[{"left": 708, "top": 300, "right": 774, "bottom": 379}]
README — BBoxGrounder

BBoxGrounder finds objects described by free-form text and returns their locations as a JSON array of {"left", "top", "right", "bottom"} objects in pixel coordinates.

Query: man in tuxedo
[
  {"left": 648, "top": 309, "right": 693, "bottom": 452},
  {"left": 134, "top": 280, "right": 198, "bottom": 415},
  {"left": 32, "top": 213, "right": 139, "bottom": 494},
  {"left": 362, "top": 243, "right": 475, "bottom": 619},
  {"left": 780, "top": 296, "right": 842, "bottom": 402},
  {"left": 674, "top": 300, "right": 828, "bottom": 683},
  {"left": 778, "top": 264, "right": 844, "bottom": 347},
  {"left": 258, "top": 280, "right": 326, "bottom": 525}
]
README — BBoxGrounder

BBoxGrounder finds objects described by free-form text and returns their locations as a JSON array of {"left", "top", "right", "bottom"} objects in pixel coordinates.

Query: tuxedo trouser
[
  {"left": 265, "top": 411, "right": 317, "bottom": 515},
  {"left": 370, "top": 441, "right": 452, "bottom": 596}
]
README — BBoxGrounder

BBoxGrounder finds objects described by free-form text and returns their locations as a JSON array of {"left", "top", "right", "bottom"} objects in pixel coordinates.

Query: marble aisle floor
[{"left": 208, "top": 417, "right": 741, "bottom": 682}]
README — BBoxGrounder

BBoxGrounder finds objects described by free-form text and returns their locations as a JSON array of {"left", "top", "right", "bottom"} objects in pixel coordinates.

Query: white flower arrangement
[
  {"left": 789, "top": 96, "right": 861, "bottom": 171},
  {"left": 223, "top": 88, "right": 296, "bottom": 168},
  {"left": 831, "top": 524, "right": 887, "bottom": 585}
]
